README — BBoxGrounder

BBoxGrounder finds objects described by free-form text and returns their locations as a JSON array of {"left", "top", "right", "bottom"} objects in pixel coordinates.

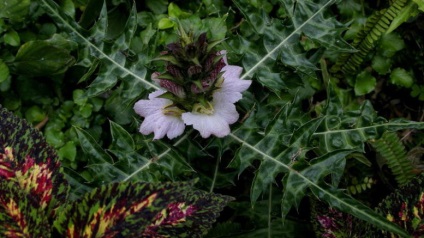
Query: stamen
[{"left": 192, "top": 101, "right": 214, "bottom": 115}]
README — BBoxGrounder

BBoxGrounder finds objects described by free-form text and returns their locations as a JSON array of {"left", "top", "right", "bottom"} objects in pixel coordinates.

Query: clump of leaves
[{"left": 0, "top": 105, "right": 232, "bottom": 237}]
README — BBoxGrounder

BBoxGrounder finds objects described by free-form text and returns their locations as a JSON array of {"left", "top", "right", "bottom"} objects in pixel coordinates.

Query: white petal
[
  {"left": 134, "top": 90, "right": 170, "bottom": 117},
  {"left": 149, "top": 90, "right": 167, "bottom": 99},
  {"left": 222, "top": 77, "right": 252, "bottom": 93},
  {"left": 135, "top": 90, "right": 185, "bottom": 140},
  {"left": 222, "top": 65, "right": 243, "bottom": 81},
  {"left": 182, "top": 113, "right": 230, "bottom": 138},
  {"left": 213, "top": 91, "right": 242, "bottom": 103},
  {"left": 219, "top": 50, "right": 228, "bottom": 64},
  {"left": 153, "top": 116, "right": 172, "bottom": 140},
  {"left": 214, "top": 97, "right": 239, "bottom": 124},
  {"left": 139, "top": 112, "right": 162, "bottom": 135},
  {"left": 166, "top": 117, "right": 186, "bottom": 139}
]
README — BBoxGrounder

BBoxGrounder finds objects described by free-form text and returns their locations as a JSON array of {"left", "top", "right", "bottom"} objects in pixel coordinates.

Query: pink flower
[{"left": 134, "top": 90, "right": 185, "bottom": 140}]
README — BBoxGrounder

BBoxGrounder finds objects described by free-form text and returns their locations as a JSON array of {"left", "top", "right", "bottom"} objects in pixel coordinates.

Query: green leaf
[
  {"left": 390, "top": 67, "right": 414, "bottom": 88},
  {"left": 281, "top": 150, "right": 352, "bottom": 218},
  {"left": 158, "top": 17, "right": 175, "bottom": 29},
  {"left": 24, "top": 105, "right": 46, "bottom": 123},
  {"left": 12, "top": 40, "right": 75, "bottom": 76},
  {"left": 226, "top": 84, "right": 421, "bottom": 236},
  {"left": 379, "top": 32, "right": 405, "bottom": 57},
  {"left": 109, "top": 120, "right": 135, "bottom": 152},
  {"left": 0, "top": 0, "right": 30, "bottom": 21},
  {"left": 279, "top": 0, "right": 353, "bottom": 52},
  {"left": 3, "top": 29, "right": 20, "bottom": 46},
  {"left": 354, "top": 70, "right": 377, "bottom": 96},
  {"left": 38, "top": 0, "right": 158, "bottom": 97},
  {"left": 58, "top": 141, "right": 77, "bottom": 162},
  {"left": 73, "top": 126, "right": 129, "bottom": 181},
  {"left": 0, "top": 59, "right": 10, "bottom": 83},
  {"left": 413, "top": 0, "right": 424, "bottom": 11},
  {"left": 372, "top": 54, "right": 392, "bottom": 75},
  {"left": 387, "top": 0, "right": 420, "bottom": 33},
  {"left": 146, "top": 0, "right": 168, "bottom": 14},
  {"left": 168, "top": 2, "right": 191, "bottom": 19}
]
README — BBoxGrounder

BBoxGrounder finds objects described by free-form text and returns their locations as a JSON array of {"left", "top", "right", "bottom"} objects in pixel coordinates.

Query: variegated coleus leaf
[
  {"left": 0, "top": 106, "right": 69, "bottom": 228},
  {"left": 0, "top": 180, "right": 51, "bottom": 237},
  {"left": 370, "top": 174, "right": 424, "bottom": 237},
  {"left": 53, "top": 181, "right": 233, "bottom": 237},
  {"left": 143, "top": 190, "right": 234, "bottom": 237}
]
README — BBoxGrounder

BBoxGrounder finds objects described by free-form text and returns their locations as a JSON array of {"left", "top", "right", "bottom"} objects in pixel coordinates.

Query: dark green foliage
[
  {"left": 38, "top": 0, "right": 155, "bottom": 99},
  {"left": 2, "top": 0, "right": 424, "bottom": 237},
  {"left": 11, "top": 39, "right": 76, "bottom": 76},
  {"left": 370, "top": 131, "right": 415, "bottom": 186},
  {"left": 331, "top": 0, "right": 409, "bottom": 75}
]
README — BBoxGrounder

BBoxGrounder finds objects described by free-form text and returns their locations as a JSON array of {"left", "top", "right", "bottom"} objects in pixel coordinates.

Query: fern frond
[
  {"left": 347, "top": 176, "right": 375, "bottom": 195},
  {"left": 370, "top": 131, "right": 415, "bottom": 186},
  {"left": 331, "top": 0, "right": 408, "bottom": 75}
]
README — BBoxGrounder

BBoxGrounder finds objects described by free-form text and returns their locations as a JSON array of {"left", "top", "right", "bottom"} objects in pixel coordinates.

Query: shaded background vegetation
[{"left": 1, "top": 0, "right": 424, "bottom": 236}]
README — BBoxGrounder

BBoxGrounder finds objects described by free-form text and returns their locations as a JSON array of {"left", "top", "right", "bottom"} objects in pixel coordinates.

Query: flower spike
[{"left": 134, "top": 31, "right": 251, "bottom": 139}]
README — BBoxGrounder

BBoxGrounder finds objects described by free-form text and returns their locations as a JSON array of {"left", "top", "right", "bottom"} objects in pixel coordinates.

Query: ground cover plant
[{"left": 1, "top": 0, "right": 424, "bottom": 237}]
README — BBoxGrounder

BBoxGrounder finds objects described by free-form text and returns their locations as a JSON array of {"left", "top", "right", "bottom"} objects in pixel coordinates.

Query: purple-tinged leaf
[
  {"left": 144, "top": 190, "right": 234, "bottom": 237},
  {"left": 53, "top": 181, "right": 193, "bottom": 236},
  {"left": 0, "top": 180, "right": 51, "bottom": 237},
  {"left": 0, "top": 105, "right": 69, "bottom": 214}
]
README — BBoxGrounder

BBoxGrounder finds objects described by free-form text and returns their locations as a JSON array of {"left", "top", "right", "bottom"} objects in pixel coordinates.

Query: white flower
[
  {"left": 213, "top": 51, "right": 252, "bottom": 103},
  {"left": 182, "top": 96, "right": 239, "bottom": 138},
  {"left": 182, "top": 55, "right": 252, "bottom": 138},
  {"left": 134, "top": 90, "right": 185, "bottom": 140}
]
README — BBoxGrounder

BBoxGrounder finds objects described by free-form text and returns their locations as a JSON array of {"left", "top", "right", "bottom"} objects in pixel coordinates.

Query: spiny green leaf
[
  {"left": 38, "top": 0, "right": 159, "bottom": 97},
  {"left": 280, "top": 0, "right": 354, "bottom": 52},
  {"left": 12, "top": 40, "right": 76, "bottom": 76},
  {"left": 281, "top": 149, "right": 351, "bottom": 218},
  {"left": 109, "top": 120, "right": 135, "bottom": 152}
]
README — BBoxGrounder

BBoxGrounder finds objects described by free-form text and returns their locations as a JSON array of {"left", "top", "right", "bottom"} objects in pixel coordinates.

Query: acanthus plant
[
  {"left": 0, "top": 106, "right": 232, "bottom": 237},
  {"left": 13, "top": 0, "right": 424, "bottom": 237},
  {"left": 134, "top": 29, "right": 251, "bottom": 139}
]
